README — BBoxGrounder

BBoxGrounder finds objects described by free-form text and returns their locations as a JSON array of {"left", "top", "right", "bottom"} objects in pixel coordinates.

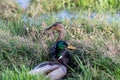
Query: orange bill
[{"left": 67, "top": 45, "right": 77, "bottom": 50}]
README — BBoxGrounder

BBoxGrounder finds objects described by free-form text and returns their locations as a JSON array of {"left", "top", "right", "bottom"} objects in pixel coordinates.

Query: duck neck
[
  {"left": 57, "top": 50, "right": 62, "bottom": 58},
  {"left": 57, "top": 31, "right": 65, "bottom": 41}
]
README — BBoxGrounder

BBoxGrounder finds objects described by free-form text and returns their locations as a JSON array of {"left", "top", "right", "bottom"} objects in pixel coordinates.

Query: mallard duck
[{"left": 29, "top": 22, "right": 76, "bottom": 80}]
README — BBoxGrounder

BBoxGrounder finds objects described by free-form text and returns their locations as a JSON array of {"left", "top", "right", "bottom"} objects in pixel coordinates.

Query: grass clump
[
  {"left": 0, "top": 65, "right": 48, "bottom": 80},
  {"left": 26, "top": 0, "right": 120, "bottom": 17},
  {"left": 0, "top": 10, "right": 120, "bottom": 79},
  {"left": 0, "top": 0, "right": 23, "bottom": 21},
  {"left": 66, "top": 42, "right": 120, "bottom": 80},
  {"left": 0, "top": 29, "right": 49, "bottom": 71}
]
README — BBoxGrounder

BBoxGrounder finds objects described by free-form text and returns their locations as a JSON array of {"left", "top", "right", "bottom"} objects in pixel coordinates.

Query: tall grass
[
  {"left": 68, "top": 54, "right": 120, "bottom": 80},
  {"left": 1, "top": 0, "right": 119, "bottom": 19},
  {"left": 0, "top": 65, "right": 48, "bottom": 80},
  {"left": 0, "top": 11, "right": 120, "bottom": 79},
  {"left": 0, "top": 0, "right": 23, "bottom": 20},
  {"left": 0, "top": 0, "right": 120, "bottom": 79},
  {"left": 27, "top": 0, "right": 120, "bottom": 17}
]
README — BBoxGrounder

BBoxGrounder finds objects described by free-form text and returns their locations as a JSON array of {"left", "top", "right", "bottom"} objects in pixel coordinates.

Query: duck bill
[
  {"left": 45, "top": 26, "right": 54, "bottom": 31},
  {"left": 67, "top": 45, "right": 77, "bottom": 50},
  {"left": 45, "top": 25, "right": 57, "bottom": 31}
]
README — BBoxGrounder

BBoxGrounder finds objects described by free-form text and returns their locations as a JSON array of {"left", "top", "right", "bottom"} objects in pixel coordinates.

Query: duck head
[
  {"left": 49, "top": 40, "right": 76, "bottom": 65},
  {"left": 45, "top": 22, "right": 64, "bottom": 32},
  {"left": 45, "top": 22, "right": 65, "bottom": 41}
]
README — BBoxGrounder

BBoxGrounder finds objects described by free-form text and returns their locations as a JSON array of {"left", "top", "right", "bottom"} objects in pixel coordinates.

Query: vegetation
[
  {"left": 27, "top": 0, "right": 120, "bottom": 16},
  {"left": 0, "top": 0, "right": 120, "bottom": 80},
  {"left": 0, "top": 0, "right": 23, "bottom": 20},
  {"left": 0, "top": 65, "right": 47, "bottom": 80}
]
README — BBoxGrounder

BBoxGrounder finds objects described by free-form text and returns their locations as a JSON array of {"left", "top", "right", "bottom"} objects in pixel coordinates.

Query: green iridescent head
[
  {"left": 55, "top": 41, "right": 68, "bottom": 58},
  {"left": 56, "top": 41, "right": 68, "bottom": 50}
]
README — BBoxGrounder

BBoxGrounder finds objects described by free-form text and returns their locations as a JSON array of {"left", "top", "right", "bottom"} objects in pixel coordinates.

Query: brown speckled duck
[{"left": 29, "top": 22, "right": 76, "bottom": 80}]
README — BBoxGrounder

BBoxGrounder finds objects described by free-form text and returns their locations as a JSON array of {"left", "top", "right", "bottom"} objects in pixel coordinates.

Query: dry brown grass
[
  {"left": 0, "top": 0, "right": 23, "bottom": 20},
  {"left": 64, "top": 21, "right": 120, "bottom": 63}
]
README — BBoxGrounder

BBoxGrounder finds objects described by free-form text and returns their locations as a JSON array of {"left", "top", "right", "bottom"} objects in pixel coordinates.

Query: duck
[{"left": 29, "top": 22, "right": 76, "bottom": 80}]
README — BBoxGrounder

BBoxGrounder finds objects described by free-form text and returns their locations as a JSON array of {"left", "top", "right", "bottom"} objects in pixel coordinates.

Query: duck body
[{"left": 29, "top": 61, "right": 67, "bottom": 80}]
